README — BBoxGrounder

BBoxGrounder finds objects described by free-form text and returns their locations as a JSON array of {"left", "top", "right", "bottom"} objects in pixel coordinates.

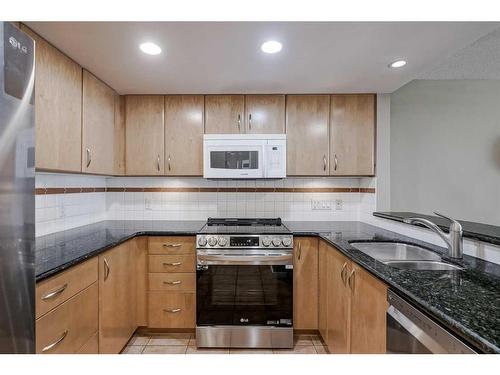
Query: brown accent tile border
[{"left": 36, "top": 186, "right": 375, "bottom": 195}]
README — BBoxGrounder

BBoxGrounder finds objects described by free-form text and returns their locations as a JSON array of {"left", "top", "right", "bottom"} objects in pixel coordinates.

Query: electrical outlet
[
  {"left": 335, "top": 199, "right": 343, "bottom": 211},
  {"left": 145, "top": 198, "right": 152, "bottom": 210},
  {"left": 312, "top": 200, "right": 332, "bottom": 210}
]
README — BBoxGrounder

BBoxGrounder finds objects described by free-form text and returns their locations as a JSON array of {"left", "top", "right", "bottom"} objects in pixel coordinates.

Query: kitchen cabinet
[
  {"left": 113, "top": 94, "right": 126, "bottom": 175},
  {"left": 293, "top": 237, "right": 319, "bottom": 330},
  {"left": 330, "top": 94, "right": 376, "bottom": 176},
  {"left": 318, "top": 241, "right": 329, "bottom": 341},
  {"left": 125, "top": 95, "right": 165, "bottom": 175},
  {"left": 204, "top": 95, "right": 245, "bottom": 133},
  {"left": 82, "top": 70, "right": 116, "bottom": 174},
  {"left": 98, "top": 241, "right": 137, "bottom": 354},
  {"left": 164, "top": 95, "right": 204, "bottom": 175},
  {"left": 286, "top": 95, "right": 330, "bottom": 175},
  {"left": 321, "top": 240, "right": 387, "bottom": 354},
  {"left": 21, "top": 25, "right": 82, "bottom": 172},
  {"left": 244, "top": 95, "right": 285, "bottom": 133}
]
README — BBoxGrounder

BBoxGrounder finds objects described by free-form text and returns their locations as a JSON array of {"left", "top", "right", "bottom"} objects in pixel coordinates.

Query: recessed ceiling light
[
  {"left": 389, "top": 59, "right": 407, "bottom": 68},
  {"left": 261, "top": 40, "right": 282, "bottom": 54},
  {"left": 139, "top": 42, "right": 162, "bottom": 55}
]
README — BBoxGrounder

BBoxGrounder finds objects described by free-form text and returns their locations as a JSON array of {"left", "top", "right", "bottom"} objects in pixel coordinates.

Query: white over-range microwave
[{"left": 203, "top": 134, "right": 286, "bottom": 179}]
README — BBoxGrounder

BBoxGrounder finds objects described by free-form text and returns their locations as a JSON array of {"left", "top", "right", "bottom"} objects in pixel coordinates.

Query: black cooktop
[{"left": 199, "top": 218, "right": 291, "bottom": 235}]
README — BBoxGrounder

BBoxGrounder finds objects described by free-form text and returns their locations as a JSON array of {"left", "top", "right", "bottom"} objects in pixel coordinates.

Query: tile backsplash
[{"left": 35, "top": 173, "right": 376, "bottom": 236}]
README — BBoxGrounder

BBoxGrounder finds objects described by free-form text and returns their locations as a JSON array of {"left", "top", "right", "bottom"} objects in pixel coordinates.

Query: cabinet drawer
[
  {"left": 36, "top": 283, "right": 98, "bottom": 354},
  {"left": 76, "top": 331, "right": 99, "bottom": 354},
  {"left": 148, "top": 236, "right": 195, "bottom": 255},
  {"left": 148, "top": 255, "right": 196, "bottom": 273},
  {"left": 148, "top": 291, "right": 195, "bottom": 328},
  {"left": 148, "top": 273, "right": 196, "bottom": 292},
  {"left": 36, "top": 258, "right": 98, "bottom": 319}
]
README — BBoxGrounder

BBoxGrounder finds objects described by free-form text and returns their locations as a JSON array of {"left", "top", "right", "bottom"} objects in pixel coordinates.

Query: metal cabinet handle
[
  {"left": 41, "top": 283, "right": 68, "bottom": 300},
  {"left": 340, "top": 262, "right": 347, "bottom": 286},
  {"left": 156, "top": 154, "right": 161, "bottom": 172},
  {"left": 347, "top": 269, "right": 356, "bottom": 291},
  {"left": 248, "top": 113, "right": 252, "bottom": 131},
  {"left": 297, "top": 242, "right": 302, "bottom": 260},
  {"left": 86, "top": 148, "right": 92, "bottom": 168},
  {"left": 167, "top": 155, "right": 171, "bottom": 171},
  {"left": 41, "top": 330, "right": 68, "bottom": 353},
  {"left": 163, "top": 308, "right": 182, "bottom": 313},
  {"left": 323, "top": 155, "right": 327, "bottom": 171},
  {"left": 103, "top": 258, "right": 110, "bottom": 281},
  {"left": 163, "top": 280, "right": 182, "bottom": 285},
  {"left": 334, "top": 154, "right": 338, "bottom": 171},
  {"left": 163, "top": 243, "right": 182, "bottom": 248},
  {"left": 237, "top": 114, "right": 241, "bottom": 132},
  {"left": 163, "top": 262, "right": 182, "bottom": 266}
]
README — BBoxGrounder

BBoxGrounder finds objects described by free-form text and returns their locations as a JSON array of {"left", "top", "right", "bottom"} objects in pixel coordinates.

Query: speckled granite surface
[{"left": 36, "top": 220, "right": 500, "bottom": 353}]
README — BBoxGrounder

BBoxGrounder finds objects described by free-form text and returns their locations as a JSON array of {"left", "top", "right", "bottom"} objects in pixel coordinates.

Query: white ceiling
[{"left": 26, "top": 22, "right": 500, "bottom": 94}]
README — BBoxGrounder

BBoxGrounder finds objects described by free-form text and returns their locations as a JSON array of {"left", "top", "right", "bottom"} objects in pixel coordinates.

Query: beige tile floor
[{"left": 121, "top": 332, "right": 329, "bottom": 354}]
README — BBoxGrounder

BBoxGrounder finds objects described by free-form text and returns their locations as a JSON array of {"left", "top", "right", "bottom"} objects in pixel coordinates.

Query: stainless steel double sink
[{"left": 349, "top": 242, "right": 463, "bottom": 271}]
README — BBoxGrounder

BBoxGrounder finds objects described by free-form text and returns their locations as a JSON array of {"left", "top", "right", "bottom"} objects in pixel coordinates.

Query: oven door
[
  {"left": 196, "top": 251, "right": 293, "bottom": 327},
  {"left": 203, "top": 142, "right": 264, "bottom": 179}
]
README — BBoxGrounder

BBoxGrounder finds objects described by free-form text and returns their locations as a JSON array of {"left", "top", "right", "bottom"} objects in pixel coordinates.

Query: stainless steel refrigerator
[{"left": 0, "top": 22, "right": 35, "bottom": 353}]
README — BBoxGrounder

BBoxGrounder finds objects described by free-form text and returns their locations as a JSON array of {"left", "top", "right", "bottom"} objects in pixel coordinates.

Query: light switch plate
[
  {"left": 312, "top": 200, "right": 332, "bottom": 210},
  {"left": 335, "top": 199, "right": 343, "bottom": 211}
]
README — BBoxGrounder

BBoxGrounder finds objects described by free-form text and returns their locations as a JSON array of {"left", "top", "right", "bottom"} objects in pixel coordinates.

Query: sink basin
[
  {"left": 382, "top": 260, "right": 463, "bottom": 271},
  {"left": 350, "top": 242, "right": 442, "bottom": 261}
]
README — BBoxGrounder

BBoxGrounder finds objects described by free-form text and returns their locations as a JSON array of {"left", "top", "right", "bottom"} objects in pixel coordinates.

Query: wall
[{"left": 390, "top": 79, "right": 500, "bottom": 225}]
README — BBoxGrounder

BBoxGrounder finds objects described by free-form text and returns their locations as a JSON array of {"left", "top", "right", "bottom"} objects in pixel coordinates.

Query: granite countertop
[
  {"left": 35, "top": 220, "right": 500, "bottom": 354},
  {"left": 374, "top": 211, "right": 500, "bottom": 246}
]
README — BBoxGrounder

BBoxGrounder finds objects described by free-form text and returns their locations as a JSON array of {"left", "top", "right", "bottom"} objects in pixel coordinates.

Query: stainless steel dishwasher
[{"left": 386, "top": 290, "right": 476, "bottom": 354}]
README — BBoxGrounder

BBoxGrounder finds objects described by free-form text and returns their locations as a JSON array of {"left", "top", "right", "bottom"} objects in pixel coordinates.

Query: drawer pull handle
[
  {"left": 163, "top": 280, "right": 182, "bottom": 285},
  {"left": 164, "top": 308, "right": 181, "bottom": 313},
  {"left": 163, "top": 243, "right": 182, "bottom": 248},
  {"left": 163, "top": 262, "right": 182, "bottom": 266},
  {"left": 41, "top": 330, "right": 68, "bottom": 353},
  {"left": 41, "top": 284, "right": 68, "bottom": 300},
  {"left": 347, "top": 269, "right": 356, "bottom": 291},
  {"left": 103, "top": 258, "right": 110, "bottom": 281},
  {"left": 340, "top": 262, "right": 347, "bottom": 286}
]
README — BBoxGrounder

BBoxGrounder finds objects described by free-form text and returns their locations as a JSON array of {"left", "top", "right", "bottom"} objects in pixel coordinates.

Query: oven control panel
[{"left": 197, "top": 234, "right": 293, "bottom": 249}]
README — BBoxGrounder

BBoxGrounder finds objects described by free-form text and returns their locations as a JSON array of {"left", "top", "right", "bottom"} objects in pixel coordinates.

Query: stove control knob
[
  {"left": 197, "top": 236, "right": 207, "bottom": 247},
  {"left": 207, "top": 236, "right": 217, "bottom": 247},
  {"left": 217, "top": 237, "right": 228, "bottom": 246},
  {"left": 262, "top": 237, "right": 272, "bottom": 247},
  {"left": 282, "top": 237, "right": 292, "bottom": 247},
  {"left": 272, "top": 237, "right": 282, "bottom": 247}
]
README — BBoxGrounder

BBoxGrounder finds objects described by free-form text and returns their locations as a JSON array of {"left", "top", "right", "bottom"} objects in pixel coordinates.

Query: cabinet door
[
  {"left": 326, "top": 247, "right": 351, "bottom": 354},
  {"left": 318, "top": 241, "right": 329, "bottom": 341},
  {"left": 330, "top": 94, "right": 375, "bottom": 176},
  {"left": 293, "top": 237, "right": 318, "bottom": 330},
  {"left": 350, "top": 264, "right": 387, "bottom": 353},
  {"left": 165, "top": 95, "right": 204, "bottom": 175},
  {"left": 204, "top": 95, "right": 244, "bottom": 134},
  {"left": 21, "top": 25, "right": 82, "bottom": 172},
  {"left": 125, "top": 95, "right": 164, "bottom": 175},
  {"left": 244, "top": 95, "right": 285, "bottom": 133},
  {"left": 82, "top": 70, "right": 115, "bottom": 174},
  {"left": 114, "top": 95, "right": 126, "bottom": 175},
  {"left": 99, "top": 242, "right": 137, "bottom": 353},
  {"left": 286, "top": 95, "right": 330, "bottom": 175}
]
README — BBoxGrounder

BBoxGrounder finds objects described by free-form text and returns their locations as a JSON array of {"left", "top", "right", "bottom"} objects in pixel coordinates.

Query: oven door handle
[{"left": 197, "top": 253, "right": 293, "bottom": 266}]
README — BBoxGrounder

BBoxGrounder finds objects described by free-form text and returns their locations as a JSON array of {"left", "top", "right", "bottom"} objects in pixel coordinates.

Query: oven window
[
  {"left": 210, "top": 151, "right": 259, "bottom": 169},
  {"left": 197, "top": 265, "right": 293, "bottom": 327}
]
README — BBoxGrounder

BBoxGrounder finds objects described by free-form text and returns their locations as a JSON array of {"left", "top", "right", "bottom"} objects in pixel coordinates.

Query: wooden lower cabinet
[
  {"left": 293, "top": 237, "right": 318, "bottom": 330},
  {"left": 77, "top": 332, "right": 99, "bottom": 354},
  {"left": 148, "top": 292, "right": 196, "bottom": 328},
  {"left": 320, "top": 240, "right": 388, "bottom": 354}
]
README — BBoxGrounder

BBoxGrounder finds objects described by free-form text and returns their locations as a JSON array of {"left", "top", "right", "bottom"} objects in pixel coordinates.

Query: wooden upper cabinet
[
  {"left": 293, "top": 237, "right": 319, "bottom": 330},
  {"left": 98, "top": 241, "right": 137, "bottom": 354},
  {"left": 21, "top": 25, "right": 82, "bottom": 172},
  {"left": 286, "top": 95, "right": 330, "bottom": 175},
  {"left": 350, "top": 264, "right": 387, "bottom": 354},
  {"left": 330, "top": 94, "right": 375, "bottom": 176},
  {"left": 204, "top": 95, "right": 245, "bottom": 133},
  {"left": 244, "top": 95, "right": 285, "bottom": 133},
  {"left": 125, "top": 95, "right": 165, "bottom": 175},
  {"left": 113, "top": 95, "right": 126, "bottom": 175},
  {"left": 164, "top": 95, "right": 204, "bottom": 175},
  {"left": 82, "top": 70, "right": 115, "bottom": 174}
]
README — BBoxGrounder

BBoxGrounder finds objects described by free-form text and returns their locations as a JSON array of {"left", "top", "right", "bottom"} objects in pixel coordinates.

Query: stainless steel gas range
[{"left": 196, "top": 218, "right": 294, "bottom": 349}]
